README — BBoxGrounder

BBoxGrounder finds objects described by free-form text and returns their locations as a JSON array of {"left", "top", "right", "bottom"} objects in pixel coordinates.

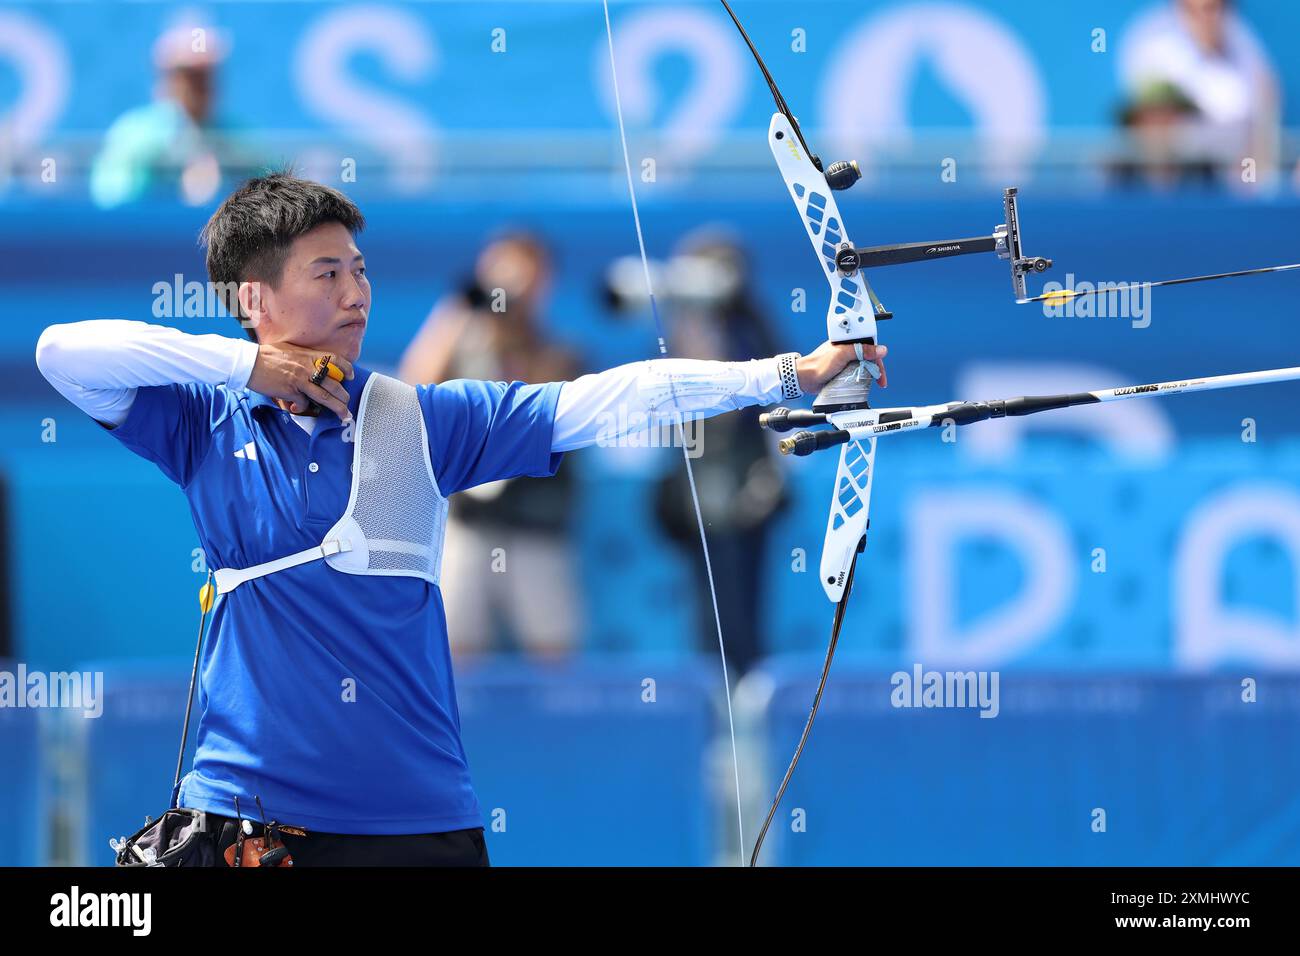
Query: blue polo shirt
[{"left": 106, "top": 365, "right": 564, "bottom": 834}]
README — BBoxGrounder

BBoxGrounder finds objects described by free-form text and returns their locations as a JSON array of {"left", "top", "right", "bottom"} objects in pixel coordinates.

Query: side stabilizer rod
[{"left": 761, "top": 363, "right": 1300, "bottom": 456}]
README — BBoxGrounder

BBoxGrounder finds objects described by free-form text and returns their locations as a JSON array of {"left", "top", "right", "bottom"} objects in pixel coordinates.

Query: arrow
[{"left": 1017, "top": 262, "right": 1300, "bottom": 305}]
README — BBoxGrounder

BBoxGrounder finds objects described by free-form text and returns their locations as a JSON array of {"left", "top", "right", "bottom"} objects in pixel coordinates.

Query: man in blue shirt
[{"left": 34, "top": 172, "right": 882, "bottom": 866}]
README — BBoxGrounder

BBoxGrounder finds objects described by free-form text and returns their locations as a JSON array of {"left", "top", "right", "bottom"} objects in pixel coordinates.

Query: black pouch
[{"left": 112, "top": 808, "right": 215, "bottom": 867}]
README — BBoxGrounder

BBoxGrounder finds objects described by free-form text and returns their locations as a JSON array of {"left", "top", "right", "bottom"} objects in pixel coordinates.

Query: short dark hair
[{"left": 199, "top": 169, "right": 366, "bottom": 340}]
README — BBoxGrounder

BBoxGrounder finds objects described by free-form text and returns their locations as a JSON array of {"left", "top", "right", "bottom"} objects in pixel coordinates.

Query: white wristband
[{"left": 776, "top": 352, "right": 803, "bottom": 401}]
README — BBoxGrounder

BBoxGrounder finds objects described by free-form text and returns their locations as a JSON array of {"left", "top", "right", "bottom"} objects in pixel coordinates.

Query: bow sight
[{"left": 831, "top": 186, "right": 1053, "bottom": 302}]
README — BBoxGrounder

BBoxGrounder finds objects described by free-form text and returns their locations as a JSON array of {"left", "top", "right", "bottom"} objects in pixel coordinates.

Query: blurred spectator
[
  {"left": 1108, "top": 81, "right": 1218, "bottom": 190},
  {"left": 650, "top": 232, "right": 789, "bottom": 676},
  {"left": 398, "top": 232, "right": 583, "bottom": 662},
  {"left": 90, "top": 12, "right": 259, "bottom": 208},
  {"left": 1118, "top": 0, "right": 1280, "bottom": 187}
]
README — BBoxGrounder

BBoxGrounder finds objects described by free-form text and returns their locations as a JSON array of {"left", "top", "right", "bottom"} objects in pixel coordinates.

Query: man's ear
[{"left": 237, "top": 279, "right": 270, "bottom": 339}]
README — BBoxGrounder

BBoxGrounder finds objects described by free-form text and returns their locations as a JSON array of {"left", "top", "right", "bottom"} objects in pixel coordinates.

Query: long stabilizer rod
[
  {"left": 762, "top": 363, "right": 1300, "bottom": 455},
  {"left": 1016, "top": 262, "right": 1300, "bottom": 306}
]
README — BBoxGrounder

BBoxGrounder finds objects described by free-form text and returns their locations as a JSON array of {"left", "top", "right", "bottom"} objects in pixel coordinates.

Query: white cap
[{"left": 152, "top": 11, "right": 230, "bottom": 70}]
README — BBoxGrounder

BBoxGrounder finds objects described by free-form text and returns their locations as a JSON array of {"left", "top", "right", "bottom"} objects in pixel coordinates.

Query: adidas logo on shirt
[{"left": 233, "top": 441, "right": 258, "bottom": 461}]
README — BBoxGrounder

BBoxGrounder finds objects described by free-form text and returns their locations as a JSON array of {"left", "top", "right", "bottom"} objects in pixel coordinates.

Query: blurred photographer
[
  {"left": 399, "top": 232, "right": 583, "bottom": 661},
  {"left": 609, "top": 231, "right": 790, "bottom": 676}
]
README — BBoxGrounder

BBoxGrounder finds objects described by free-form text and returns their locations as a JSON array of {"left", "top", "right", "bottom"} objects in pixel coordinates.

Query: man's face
[
  {"left": 245, "top": 221, "right": 370, "bottom": 363},
  {"left": 1180, "top": 0, "right": 1226, "bottom": 49},
  {"left": 167, "top": 66, "right": 214, "bottom": 124},
  {"left": 475, "top": 238, "right": 549, "bottom": 311}
]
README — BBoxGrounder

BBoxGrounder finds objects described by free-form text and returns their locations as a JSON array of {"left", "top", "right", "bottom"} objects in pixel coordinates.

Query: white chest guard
[{"left": 213, "top": 373, "right": 447, "bottom": 595}]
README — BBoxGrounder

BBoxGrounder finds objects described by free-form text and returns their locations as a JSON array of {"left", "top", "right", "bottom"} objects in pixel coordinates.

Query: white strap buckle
[{"left": 213, "top": 538, "right": 352, "bottom": 595}]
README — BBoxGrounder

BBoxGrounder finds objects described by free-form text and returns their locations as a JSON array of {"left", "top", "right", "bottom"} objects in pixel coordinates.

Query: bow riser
[{"left": 765, "top": 110, "right": 881, "bottom": 602}]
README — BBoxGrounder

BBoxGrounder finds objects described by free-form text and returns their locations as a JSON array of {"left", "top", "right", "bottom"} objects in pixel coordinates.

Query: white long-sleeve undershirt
[
  {"left": 549, "top": 357, "right": 787, "bottom": 451},
  {"left": 33, "top": 320, "right": 793, "bottom": 448},
  {"left": 35, "top": 320, "right": 260, "bottom": 428}
]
